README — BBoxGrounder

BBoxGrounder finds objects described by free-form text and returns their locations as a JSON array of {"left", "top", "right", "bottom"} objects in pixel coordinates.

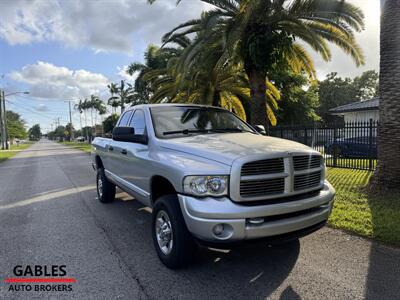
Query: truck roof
[{"left": 124, "top": 103, "right": 224, "bottom": 112}]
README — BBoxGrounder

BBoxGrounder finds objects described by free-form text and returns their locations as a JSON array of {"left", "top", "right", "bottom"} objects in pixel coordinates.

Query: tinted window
[
  {"left": 118, "top": 111, "right": 132, "bottom": 127},
  {"left": 129, "top": 110, "right": 146, "bottom": 135}
]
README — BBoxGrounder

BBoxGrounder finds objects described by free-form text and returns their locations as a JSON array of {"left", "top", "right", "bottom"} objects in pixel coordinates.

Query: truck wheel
[
  {"left": 96, "top": 168, "right": 115, "bottom": 203},
  {"left": 152, "top": 195, "right": 197, "bottom": 268}
]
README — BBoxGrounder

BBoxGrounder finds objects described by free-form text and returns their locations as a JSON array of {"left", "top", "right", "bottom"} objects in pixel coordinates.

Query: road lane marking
[{"left": 0, "top": 185, "right": 95, "bottom": 210}]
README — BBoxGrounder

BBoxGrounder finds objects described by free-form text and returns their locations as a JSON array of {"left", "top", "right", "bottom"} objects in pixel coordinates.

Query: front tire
[
  {"left": 152, "top": 195, "right": 197, "bottom": 268},
  {"left": 96, "top": 168, "right": 116, "bottom": 203}
]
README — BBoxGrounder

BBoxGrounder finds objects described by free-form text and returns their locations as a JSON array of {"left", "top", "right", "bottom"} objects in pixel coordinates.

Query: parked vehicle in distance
[
  {"left": 325, "top": 137, "right": 377, "bottom": 159},
  {"left": 92, "top": 104, "right": 335, "bottom": 268},
  {"left": 76, "top": 136, "right": 85, "bottom": 142}
]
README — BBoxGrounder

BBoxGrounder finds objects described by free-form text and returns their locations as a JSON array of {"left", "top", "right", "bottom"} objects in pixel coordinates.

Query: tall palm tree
[
  {"left": 150, "top": 0, "right": 365, "bottom": 128},
  {"left": 372, "top": 0, "right": 400, "bottom": 189},
  {"left": 127, "top": 43, "right": 185, "bottom": 104},
  {"left": 107, "top": 83, "right": 120, "bottom": 114},
  {"left": 75, "top": 99, "right": 90, "bottom": 141},
  {"left": 144, "top": 30, "right": 280, "bottom": 123}
]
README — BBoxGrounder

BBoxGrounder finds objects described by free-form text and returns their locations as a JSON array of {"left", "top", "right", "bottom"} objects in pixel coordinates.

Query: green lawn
[
  {"left": 59, "top": 141, "right": 92, "bottom": 153},
  {"left": 327, "top": 168, "right": 400, "bottom": 247},
  {"left": 0, "top": 142, "right": 34, "bottom": 163}
]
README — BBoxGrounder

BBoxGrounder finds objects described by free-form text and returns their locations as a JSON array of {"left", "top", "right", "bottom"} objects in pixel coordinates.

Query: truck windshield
[{"left": 150, "top": 106, "right": 254, "bottom": 139}]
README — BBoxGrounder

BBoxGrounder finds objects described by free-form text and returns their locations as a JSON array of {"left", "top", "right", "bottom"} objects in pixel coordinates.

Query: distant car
[
  {"left": 76, "top": 136, "right": 85, "bottom": 142},
  {"left": 325, "top": 137, "right": 377, "bottom": 158}
]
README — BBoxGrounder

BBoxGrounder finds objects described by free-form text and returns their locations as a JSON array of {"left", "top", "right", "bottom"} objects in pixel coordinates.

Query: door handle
[
  {"left": 121, "top": 149, "right": 128, "bottom": 155},
  {"left": 108, "top": 145, "right": 114, "bottom": 151}
]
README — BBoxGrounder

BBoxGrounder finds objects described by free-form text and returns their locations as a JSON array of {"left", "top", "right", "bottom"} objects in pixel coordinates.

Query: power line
[{"left": 5, "top": 100, "right": 55, "bottom": 120}]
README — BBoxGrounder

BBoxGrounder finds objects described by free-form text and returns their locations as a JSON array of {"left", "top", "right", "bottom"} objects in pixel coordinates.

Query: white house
[{"left": 329, "top": 97, "right": 379, "bottom": 123}]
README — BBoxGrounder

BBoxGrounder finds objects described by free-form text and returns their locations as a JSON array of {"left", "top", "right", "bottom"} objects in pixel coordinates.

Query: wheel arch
[
  {"left": 95, "top": 155, "right": 104, "bottom": 169},
  {"left": 150, "top": 175, "right": 177, "bottom": 205}
]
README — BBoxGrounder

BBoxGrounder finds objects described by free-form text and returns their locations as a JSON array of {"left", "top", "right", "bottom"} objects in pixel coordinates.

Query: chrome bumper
[{"left": 178, "top": 181, "right": 335, "bottom": 242}]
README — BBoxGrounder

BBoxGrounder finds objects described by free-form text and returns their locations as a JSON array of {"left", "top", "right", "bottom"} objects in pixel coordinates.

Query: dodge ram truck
[{"left": 92, "top": 104, "right": 335, "bottom": 268}]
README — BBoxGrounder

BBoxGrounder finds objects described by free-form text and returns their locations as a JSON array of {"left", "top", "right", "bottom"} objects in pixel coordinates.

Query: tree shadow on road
[{"left": 365, "top": 190, "right": 400, "bottom": 299}]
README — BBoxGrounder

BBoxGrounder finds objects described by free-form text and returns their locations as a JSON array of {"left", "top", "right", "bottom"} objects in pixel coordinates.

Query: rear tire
[
  {"left": 152, "top": 195, "right": 197, "bottom": 268},
  {"left": 96, "top": 168, "right": 116, "bottom": 203}
]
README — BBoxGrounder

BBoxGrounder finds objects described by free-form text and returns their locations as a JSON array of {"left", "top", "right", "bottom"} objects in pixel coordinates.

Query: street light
[
  {"left": 5, "top": 91, "right": 30, "bottom": 97},
  {"left": 0, "top": 90, "right": 30, "bottom": 149}
]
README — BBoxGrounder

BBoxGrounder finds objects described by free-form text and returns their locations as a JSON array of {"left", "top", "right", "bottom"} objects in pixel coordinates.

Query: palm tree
[
  {"left": 107, "top": 80, "right": 134, "bottom": 113},
  {"left": 145, "top": 30, "right": 280, "bottom": 123},
  {"left": 75, "top": 99, "right": 90, "bottom": 141},
  {"left": 150, "top": 0, "right": 365, "bottom": 128},
  {"left": 372, "top": 0, "right": 400, "bottom": 189},
  {"left": 127, "top": 44, "right": 184, "bottom": 104},
  {"left": 107, "top": 83, "right": 120, "bottom": 114}
]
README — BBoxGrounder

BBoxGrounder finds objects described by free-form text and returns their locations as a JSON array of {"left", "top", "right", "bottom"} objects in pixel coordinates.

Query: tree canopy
[
  {"left": 6, "top": 111, "right": 27, "bottom": 140},
  {"left": 28, "top": 124, "right": 41, "bottom": 141}
]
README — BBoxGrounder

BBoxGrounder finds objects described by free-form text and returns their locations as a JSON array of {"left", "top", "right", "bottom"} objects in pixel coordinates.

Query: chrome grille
[
  {"left": 235, "top": 153, "right": 324, "bottom": 202},
  {"left": 294, "top": 171, "right": 322, "bottom": 191},
  {"left": 293, "top": 155, "right": 322, "bottom": 170},
  {"left": 240, "top": 178, "right": 285, "bottom": 197},
  {"left": 241, "top": 158, "right": 284, "bottom": 176}
]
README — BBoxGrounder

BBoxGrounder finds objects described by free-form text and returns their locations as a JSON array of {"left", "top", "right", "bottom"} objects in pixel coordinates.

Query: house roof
[{"left": 329, "top": 97, "right": 379, "bottom": 114}]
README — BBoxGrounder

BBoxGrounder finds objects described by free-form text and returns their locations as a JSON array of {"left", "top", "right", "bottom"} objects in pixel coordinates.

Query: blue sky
[{"left": 0, "top": 0, "right": 380, "bottom": 133}]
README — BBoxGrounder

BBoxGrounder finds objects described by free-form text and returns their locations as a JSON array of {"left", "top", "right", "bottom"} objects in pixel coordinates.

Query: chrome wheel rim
[
  {"left": 97, "top": 176, "right": 103, "bottom": 198},
  {"left": 155, "top": 210, "right": 173, "bottom": 255}
]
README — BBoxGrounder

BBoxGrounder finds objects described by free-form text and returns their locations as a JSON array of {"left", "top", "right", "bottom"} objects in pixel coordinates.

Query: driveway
[{"left": 0, "top": 140, "right": 399, "bottom": 299}]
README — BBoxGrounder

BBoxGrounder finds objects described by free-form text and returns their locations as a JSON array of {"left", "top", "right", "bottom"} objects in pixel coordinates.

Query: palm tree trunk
[
  {"left": 372, "top": 0, "right": 400, "bottom": 189},
  {"left": 247, "top": 67, "right": 269, "bottom": 130},
  {"left": 84, "top": 110, "right": 89, "bottom": 141}
]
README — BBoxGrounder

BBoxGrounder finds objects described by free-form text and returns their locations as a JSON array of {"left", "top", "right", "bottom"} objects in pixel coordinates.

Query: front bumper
[{"left": 178, "top": 181, "right": 335, "bottom": 242}]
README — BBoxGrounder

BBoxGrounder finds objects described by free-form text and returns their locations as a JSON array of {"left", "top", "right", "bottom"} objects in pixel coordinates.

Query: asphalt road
[{"left": 0, "top": 140, "right": 399, "bottom": 300}]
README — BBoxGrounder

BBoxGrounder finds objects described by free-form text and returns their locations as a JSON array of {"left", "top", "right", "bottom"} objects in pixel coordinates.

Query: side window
[
  {"left": 129, "top": 110, "right": 146, "bottom": 135},
  {"left": 118, "top": 111, "right": 132, "bottom": 127}
]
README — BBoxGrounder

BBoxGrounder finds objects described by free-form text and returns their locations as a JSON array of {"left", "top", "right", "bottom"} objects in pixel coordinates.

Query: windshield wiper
[
  {"left": 209, "top": 128, "right": 253, "bottom": 133},
  {"left": 162, "top": 129, "right": 210, "bottom": 136},
  {"left": 162, "top": 128, "right": 254, "bottom": 136}
]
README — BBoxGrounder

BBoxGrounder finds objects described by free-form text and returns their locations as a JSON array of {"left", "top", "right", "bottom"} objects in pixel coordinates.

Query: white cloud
[
  {"left": 117, "top": 65, "right": 138, "bottom": 84},
  {"left": 35, "top": 104, "right": 49, "bottom": 112},
  {"left": 9, "top": 61, "right": 109, "bottom": 100},
  {"left": 0, "top": 0, "right": 209, "bottom": 55},
  {"left": 1, "top": 0, "right": 379, "bottom": 78}
]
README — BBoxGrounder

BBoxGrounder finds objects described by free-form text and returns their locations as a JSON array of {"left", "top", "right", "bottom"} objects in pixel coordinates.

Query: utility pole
[
  {"left": 3, "top": 90, "right": 8, "bottom": 149},
  {"left": 67, "top": 101, "right": 74, "bottom": 141},
  {"left": 0, "top": 91, "right": 29, "bottom": 149},
  {"left": 0, "top": 89, "right": 5, "bottom": 150}
]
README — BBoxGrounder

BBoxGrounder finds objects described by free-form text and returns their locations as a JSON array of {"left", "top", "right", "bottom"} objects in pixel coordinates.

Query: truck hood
[{"left": 159, "top": 133, "right": 315, "bottom": 166}]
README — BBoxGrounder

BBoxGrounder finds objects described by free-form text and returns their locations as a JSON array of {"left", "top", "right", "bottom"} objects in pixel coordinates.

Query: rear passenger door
[{"left": 106, "top": 110, "right": 133, "bottom": 175}]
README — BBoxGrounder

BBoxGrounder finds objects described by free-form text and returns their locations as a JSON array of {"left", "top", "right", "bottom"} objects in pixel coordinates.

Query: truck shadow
[{"left": 107, "top": 193, "right": 301, "bottom": 299}]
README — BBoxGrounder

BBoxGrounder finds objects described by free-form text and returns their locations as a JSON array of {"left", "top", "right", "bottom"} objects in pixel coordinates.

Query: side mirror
[
  {"left": 112, "top": 127, "right": 148, "bottom": 144},
  {"left": 254, "top": 125, "right": 266, "bottom": 135}
]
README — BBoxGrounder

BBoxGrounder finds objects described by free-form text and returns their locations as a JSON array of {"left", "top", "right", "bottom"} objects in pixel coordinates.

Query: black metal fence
[{"left": 269, "top": 119, "right": 378, "bottom": 171}]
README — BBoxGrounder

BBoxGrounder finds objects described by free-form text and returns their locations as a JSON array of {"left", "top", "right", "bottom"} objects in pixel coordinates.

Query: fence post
[
  {"left": 369, "top": 118, "right": 373, "bottom": 171},
  {"left": 333, "top": 122, "right": 338, "bottom": 167},
  {"left": 304, "top": 128, "right": 308, "bottom": 145},
  {"left": 280, "top": 127, "right": 283, "bottom": 138}
]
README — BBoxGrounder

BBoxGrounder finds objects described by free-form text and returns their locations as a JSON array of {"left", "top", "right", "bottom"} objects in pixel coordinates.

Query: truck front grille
[
  {"left": 236, "top": 154, "right": 323, "bottom": 202},
  {"left": 293, "top": 155, "right": 321, "bottom": 170},
  {"left": 294, "top": 171, "right": 322, "bottom": 191},
  {"left": 240, "top": 178, "right": 285, "bottom": 197},
  {"left": 241, "top": 158, "right": 284, "bottom": 176}
]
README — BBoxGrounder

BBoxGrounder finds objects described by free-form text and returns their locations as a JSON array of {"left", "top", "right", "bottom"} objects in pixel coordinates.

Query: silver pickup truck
[{"left": 92, "top": 104, "right": 335, "bottom": 268}]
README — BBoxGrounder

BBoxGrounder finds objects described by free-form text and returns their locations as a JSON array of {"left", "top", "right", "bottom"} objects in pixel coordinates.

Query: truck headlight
[{"left": 183, "top": 176, "right": 228, "bottom": 197}]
